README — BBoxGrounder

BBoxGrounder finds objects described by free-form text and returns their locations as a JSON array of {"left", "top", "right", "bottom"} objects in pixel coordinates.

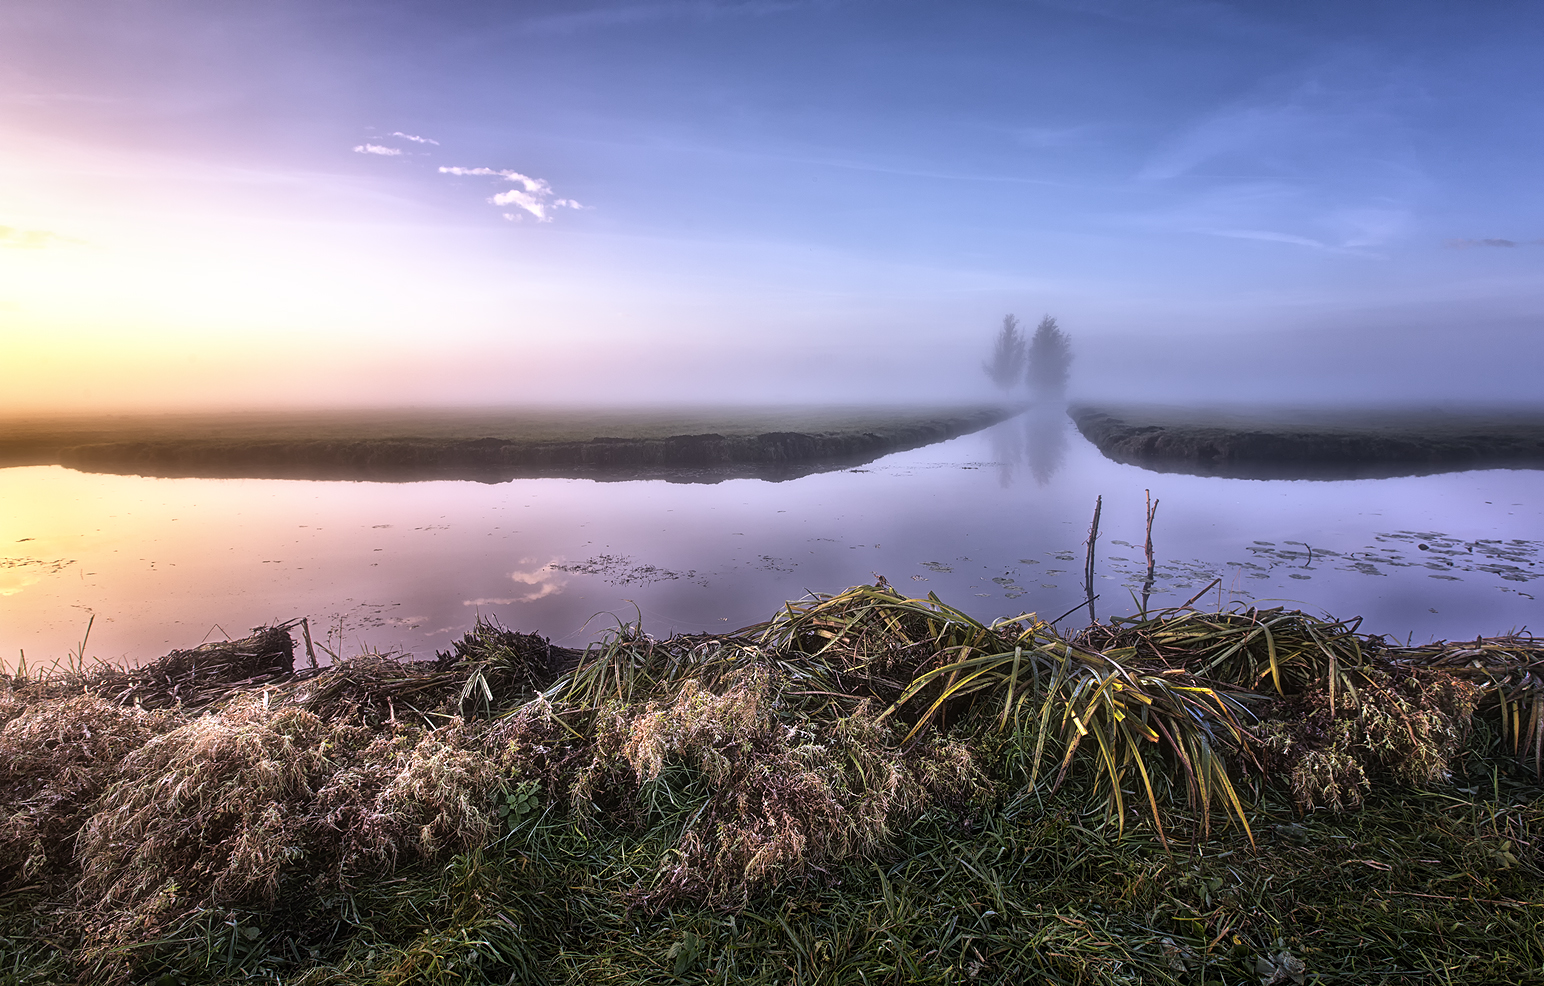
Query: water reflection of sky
[{"left": 1, "top": 415, "right": 1539, "bottom": 667}]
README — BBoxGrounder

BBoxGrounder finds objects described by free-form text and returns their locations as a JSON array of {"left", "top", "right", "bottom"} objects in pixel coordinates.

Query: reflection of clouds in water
[
  {"left": 464, "top": 558, "right": 568, "bottom": 605},
  {"left": 0, "top": 556, "right": 75, "bottom": 596}
]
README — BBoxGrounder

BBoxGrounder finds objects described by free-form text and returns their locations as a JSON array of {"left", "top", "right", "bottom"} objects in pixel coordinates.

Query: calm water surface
[{"left": 2, "top": 415, "right": 1540, "bottom": 666}]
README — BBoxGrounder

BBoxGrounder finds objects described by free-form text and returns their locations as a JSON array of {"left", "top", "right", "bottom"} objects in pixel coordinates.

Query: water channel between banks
[{"left": 2, "top": 413, "right": 1540, "bottom": 665}]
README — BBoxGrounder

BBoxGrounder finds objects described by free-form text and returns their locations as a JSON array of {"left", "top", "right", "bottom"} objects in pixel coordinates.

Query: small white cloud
[
  {"left": 354, "top": 143, "right": 402, "bottom": 156},
  {"left": 391, "top": 132, "right": 439, "bottom": 145},
  {"left": 440, "top": 165, "right": 583, "bottom": 222},
  {"left": 492, "top": 188, "right": 552, "bottom": 221},
  {"left": 439, "top": 166, "right": 545, "bottom": 191}
]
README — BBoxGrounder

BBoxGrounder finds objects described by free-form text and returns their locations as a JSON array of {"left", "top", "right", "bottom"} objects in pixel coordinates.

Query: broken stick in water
[
  {"left": 1141, "top": 489, "right": 1159, "bottom": 616},
  {"left": 1083, "top": 494, "right": 1103, "bottom": 624}
]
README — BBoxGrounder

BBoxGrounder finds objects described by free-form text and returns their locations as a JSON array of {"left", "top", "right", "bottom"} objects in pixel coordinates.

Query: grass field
[
  {"left": 0, "top": 404, "right": 1018, "bottom": 482},
  {"left": 3, "top": 584, "right": 1542, "bottom": 984},
  {"left": 1071, "top": 403, "right": 1544, "bottom": 479}
]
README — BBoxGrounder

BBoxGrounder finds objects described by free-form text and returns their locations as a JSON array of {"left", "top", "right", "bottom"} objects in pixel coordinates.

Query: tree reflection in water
[
  {"left": 989, "top": 408, "right": 1069, "bottom": 488},
  {"left": 1026, "top": 406, "right": 1069, "bottom": 485}
]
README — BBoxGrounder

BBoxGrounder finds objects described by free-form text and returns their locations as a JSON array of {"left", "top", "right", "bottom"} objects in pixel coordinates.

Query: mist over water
[{"left": 2, "top": 413, "right": 1538, "bottom": 668}]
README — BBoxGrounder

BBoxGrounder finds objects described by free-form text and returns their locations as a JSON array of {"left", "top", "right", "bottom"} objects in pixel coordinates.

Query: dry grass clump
[
  {"left": 434, "top": 618, "right": 567, "bottom": 708},
  {"left": 287, "top": 654, "right": 454, "bottom": 722},
  {"left": 750, "top": 582, "right": 1032, "bottom": 716},
  {"left": 73, "top": 698, "right": 501, "bottom": 954},
  {"left": 572, "top": 662, "right": 982, "bottom": 907},
  {"left": 0, "top": 623, "right": 297, "bottom": 717},
  {"left": 474, "top": 617, "right": 992, "bottom": 910},
  {"left": 0, "top": 695, "right": 180, "bottom": 884},
  {"left": 315, "top": 717, "right": 501, "bottom": 873},
  {"left": 284, "top": 620, "right": 579, "bottom": 724},
  {"left": 1084, "top": 609, "right": 1532, "bottom": 814},
  {"left": 1394, "top": 633, "right": 1544, "bottom": 776},
  {"left": 1258, "top": 668, "right": 1483, "bottom": 810}
]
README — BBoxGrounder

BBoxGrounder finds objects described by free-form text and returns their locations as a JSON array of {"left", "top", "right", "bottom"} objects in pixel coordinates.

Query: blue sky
[{"left": 2, "top": 0, "right": 1542, "bottom": 408}]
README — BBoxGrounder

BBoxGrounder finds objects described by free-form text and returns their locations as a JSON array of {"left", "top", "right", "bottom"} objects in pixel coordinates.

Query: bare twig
[
  {"left": 1141, "top": 490, "right": 1159, "bottom": 617},
  {"left": 1083, "top": 495, "right": 1103, "bottom": 624},
  {"left": 1181, "top": 577, "right": 1223, "bottom": 610},
  {"left": 300, "top": 617, "right": 318, "bottom": 669},
  {"left": 1051, "top": 594, "right": 1099, "bottom": 627}
]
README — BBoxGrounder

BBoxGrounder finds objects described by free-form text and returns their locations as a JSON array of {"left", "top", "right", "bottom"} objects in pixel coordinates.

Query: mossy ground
[{"left": 2, "top": 587, "right": 1541, "bottom": 985}]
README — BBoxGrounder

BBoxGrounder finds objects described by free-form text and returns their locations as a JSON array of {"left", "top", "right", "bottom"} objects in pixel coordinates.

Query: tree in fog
[
  {"left": 982, "top": 314, "right": 1026, "bottom": 391},
  {"left": 1026, "top": 314, "right": 1073, "bottom": 401}
]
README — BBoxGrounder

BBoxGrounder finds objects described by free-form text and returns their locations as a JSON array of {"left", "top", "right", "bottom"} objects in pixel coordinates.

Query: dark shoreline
[
  {"left": 1070, "top": 402, "right": 1544, "bottom": 479},
  {"left": 1, "top": 404, "right": 1019, "bottom": 483}
]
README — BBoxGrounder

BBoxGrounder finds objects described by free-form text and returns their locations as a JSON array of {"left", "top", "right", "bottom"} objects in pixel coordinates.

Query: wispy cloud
[
  {"left": 1130, "top": 181, "right": 1408, "bottom": 257},
  {"left": 519, "top": 0, "right": 801, "bottom": 36},
  {"left": 0, "top": 226, "right": 81, "bottom": 249},
  {"left": 1138, "top": 53, "right": 1421, "bottom": 185},
  {"left": 1195, "top": 228, "right": 1330, "bottom": 250},
  {"left": 1010, "top": 123, "right": 1105, "bottom": 150},
  {"left": 1445, "top": 238, "right": 1544, "bottom": 250},
  {"left": 353, "top": 143, "right": 402, "bottom": 156},
  {"left": 1190, "top": 210, "right": 1406, "bottom": 257},
  {"left": 1132, "top": 54, "right": 1425, "bottom": 258},
  {"left": 391, "top": 132, "right": 439, "bottom": 145},
  {"left": 439, "top": 166, "right": 583, "bottom": 222}
]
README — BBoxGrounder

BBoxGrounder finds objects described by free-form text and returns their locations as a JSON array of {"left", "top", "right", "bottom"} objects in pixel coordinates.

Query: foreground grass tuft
[{"left": 2, "top": 585, "right": 1542, "bottom": 984}]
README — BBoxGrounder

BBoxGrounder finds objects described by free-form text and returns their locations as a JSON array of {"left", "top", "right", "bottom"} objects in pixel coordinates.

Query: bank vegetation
[{"left": 3, "top": 585, "right": 1542, "bottom": 984}]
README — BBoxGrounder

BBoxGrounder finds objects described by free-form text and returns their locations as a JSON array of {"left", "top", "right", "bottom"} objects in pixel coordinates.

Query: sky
[{"left": 2, "top": 0, "right": 1543, "bottom": 411}]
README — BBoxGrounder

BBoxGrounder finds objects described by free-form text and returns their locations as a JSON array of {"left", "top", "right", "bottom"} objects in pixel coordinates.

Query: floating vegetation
[
  {"left": 1087, "top": 530, "right": 1544, "bottom": 612},
  {"left": 551, "top": 554, "right": 709, "bottom": 587},
  {"left": 3, "top": 586, "right": 1543, "bottom": 983}
]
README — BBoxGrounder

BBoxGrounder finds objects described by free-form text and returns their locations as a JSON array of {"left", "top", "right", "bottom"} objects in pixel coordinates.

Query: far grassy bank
[
  {"left": 0, "top": 404, "right": 1018, "bottom": 484},
  {"left": 3, "top": 585, "right": 1543, "bottom": 984},
  {"left": 1070, "top": 403, "right": 1544, "bottom": 479}
]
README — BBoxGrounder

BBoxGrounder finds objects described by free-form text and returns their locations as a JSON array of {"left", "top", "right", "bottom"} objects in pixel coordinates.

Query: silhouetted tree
[
  {"left": 1026, "top": 314, "right": 1072, "bottom": 401},
  {"left": 982, "top": 314, "right": 1026, "bottom": 391}
]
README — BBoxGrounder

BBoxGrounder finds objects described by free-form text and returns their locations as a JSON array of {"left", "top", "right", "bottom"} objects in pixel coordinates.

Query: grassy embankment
[
  {"left": 0, "top": 405, "right": 1017, "bottom": 484},
  {"left": 1070, "top": 403, "right": 1544, "bottom": 479},
  {"left": 3, "top": 585, "right": 1543, "bottom": 984}
]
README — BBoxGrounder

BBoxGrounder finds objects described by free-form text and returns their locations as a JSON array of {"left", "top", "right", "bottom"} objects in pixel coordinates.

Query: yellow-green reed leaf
[
  {"left": 998, "top": 646, "right": 1022, "bottom": 733},
  {"left": 1028, "top": 659, "right": 1071, "bottom": 788},
  {"left": 1116, "top": 718, "right": 1169, "bottom": 850},
  {"left": 1261, "top": 621, "right": 1283, "bottom": 695},
  {"left": 1088, "top": 720, "right": 1127, "bottom": 836},
  {"left": 1125, "top": 713, "right": 1160, "bottom": 744}
]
